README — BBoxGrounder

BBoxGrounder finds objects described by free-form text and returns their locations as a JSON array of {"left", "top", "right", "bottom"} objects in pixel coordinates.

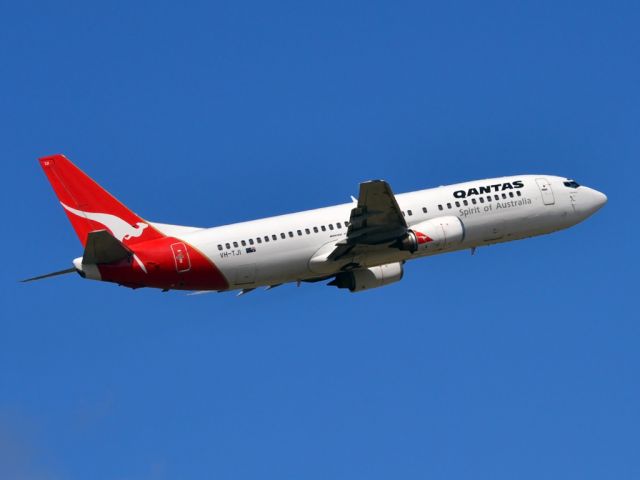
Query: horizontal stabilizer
[
  {"left": 21, "top": 268, "right": 77, "bottom": 283},
  {"left": 83, "top": 230, "right": 132, "bottom": 264}
]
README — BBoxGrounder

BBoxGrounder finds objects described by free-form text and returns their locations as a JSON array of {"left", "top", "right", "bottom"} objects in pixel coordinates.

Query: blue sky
[{"left": 1, "top": 1, "right": 638, "bottom": 478}]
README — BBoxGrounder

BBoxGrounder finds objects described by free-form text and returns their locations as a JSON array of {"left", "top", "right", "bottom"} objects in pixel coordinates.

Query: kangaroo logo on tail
[{"left": 61, "top": 203, "right": 149, "bottom": 242}]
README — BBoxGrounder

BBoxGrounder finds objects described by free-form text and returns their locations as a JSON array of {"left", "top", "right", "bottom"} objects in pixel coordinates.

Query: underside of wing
[{"left": 328, "top": 180, "right": 408, "bottom": 261}]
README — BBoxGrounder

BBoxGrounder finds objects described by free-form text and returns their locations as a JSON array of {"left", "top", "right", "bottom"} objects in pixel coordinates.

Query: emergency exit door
[
  {"left": 536, "top": 178, "right": 555, "bottom": 205},
  {"left": 234, "top": 264, "right": 256, "bottom": 285}
]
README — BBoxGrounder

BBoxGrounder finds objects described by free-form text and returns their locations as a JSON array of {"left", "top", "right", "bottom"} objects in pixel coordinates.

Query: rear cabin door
[
  {"left": 170, "top": 242, "right": 191, "bottom": 273},
  {"left": 536, "top": 178, "right": 555, "bottom": 205}
]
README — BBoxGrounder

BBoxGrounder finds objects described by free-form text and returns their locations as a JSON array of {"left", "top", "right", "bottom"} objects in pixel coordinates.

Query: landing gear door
[{"left": 536, "top": 178, "right": 555, "bottom": 205}]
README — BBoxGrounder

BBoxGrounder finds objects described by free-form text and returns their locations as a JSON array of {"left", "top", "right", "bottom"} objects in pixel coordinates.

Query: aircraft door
[
  {"left": 170, "top": 242, "right": 191, "bottom": 273},
  {"left": 536, "top": 178, "right": 555, "bottom": 205}
]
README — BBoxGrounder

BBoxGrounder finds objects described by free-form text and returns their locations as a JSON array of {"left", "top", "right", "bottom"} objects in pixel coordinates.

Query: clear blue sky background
[{"left": 1, "top": 1, "right": 638, "bottom": 479}]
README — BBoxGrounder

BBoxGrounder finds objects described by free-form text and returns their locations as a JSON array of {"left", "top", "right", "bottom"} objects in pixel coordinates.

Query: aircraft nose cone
[{"left": 583, "top": 187, "right": 607, "bottom": 215}]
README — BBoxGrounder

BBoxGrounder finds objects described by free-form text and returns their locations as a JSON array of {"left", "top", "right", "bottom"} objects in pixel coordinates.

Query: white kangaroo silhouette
[{"left": 61, "top": 203, "right": 148, "bottom": 242}]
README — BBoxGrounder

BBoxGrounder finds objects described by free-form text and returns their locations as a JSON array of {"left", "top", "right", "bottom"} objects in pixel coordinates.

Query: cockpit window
[{"left": 564, "top": 180, "right": 580, "bottom": 189}]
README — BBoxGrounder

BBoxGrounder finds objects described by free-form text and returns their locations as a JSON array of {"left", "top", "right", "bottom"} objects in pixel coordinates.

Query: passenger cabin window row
[
  {"left": 217, "top": 189, "right": 526, "bottom": 251},
  {"left": 437, "top": 191, "right": 522, "bottom": 210},
  {"left": 402, "top": 207, "right": 428, "bottom": 217},
  {"left": 217, "top": 220, "right": 350, "bottom": 251}
]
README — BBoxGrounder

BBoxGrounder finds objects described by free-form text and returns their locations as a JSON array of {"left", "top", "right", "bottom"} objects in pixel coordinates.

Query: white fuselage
[{"left": 156, "top": 175, "right": 606, "bottom": 290}]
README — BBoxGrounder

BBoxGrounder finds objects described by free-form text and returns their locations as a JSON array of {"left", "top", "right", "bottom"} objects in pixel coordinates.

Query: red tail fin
[{"left": 39, "top": 154, "right": 165, "bottom": 247}]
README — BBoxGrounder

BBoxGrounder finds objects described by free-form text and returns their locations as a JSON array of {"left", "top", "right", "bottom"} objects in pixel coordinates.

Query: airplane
[{"left": 22, "top": 154, "right": 607, "bottom": 294}]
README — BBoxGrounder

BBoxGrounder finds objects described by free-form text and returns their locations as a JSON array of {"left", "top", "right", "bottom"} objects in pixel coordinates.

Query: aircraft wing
[{"left": 328, "top": 180, "right": 407, "bottom": 261}]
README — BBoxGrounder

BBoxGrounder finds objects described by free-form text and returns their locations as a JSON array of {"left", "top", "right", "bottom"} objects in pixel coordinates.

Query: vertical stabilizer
[{"left": 39, "top": 154, "right": 165, "bottom": 247}]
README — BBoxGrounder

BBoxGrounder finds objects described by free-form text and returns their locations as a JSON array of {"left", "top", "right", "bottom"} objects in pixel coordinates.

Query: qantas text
[{"left": 453, "top": 180, "right": 524, "bottom": 199}]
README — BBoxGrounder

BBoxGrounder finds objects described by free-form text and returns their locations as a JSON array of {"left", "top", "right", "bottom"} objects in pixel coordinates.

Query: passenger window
[
  {"left": 422, "top": 207, "right": 427, "bottom": 213},
  {"left": 257, "top": 237, "right": 262, "bottom": 244},
  {"left": 517, "top": 191, "right": 522, "bottom": 197},
  {"left": 272, "top": 234, "right": 277, "bottom": 241},
  {"left": 233, "top": 241, "right": 238, "bottom": 248},
  {"left": 463, "top": 200, "right": 468, "bottom": 206},
  {"left": 345, "top": 221, "right": 350, "bottom": 227},
  {"left": 487, "top": 196, "right": 492, "bottom": 202},
  {"left": 494, "top": 195, "right": 500, "bottom": 201},
  {"left": 241, "top": 240, "right": 246, "bottom": 246},
  {"left": 321, "top": 226, "right": 326, "bottom": 232},
  {"left": 305, "top": 228, "right": 310, "bottom": 234},
  {"left": 218, "top": 244, "right": 223, "bottom": 251},
  {"left": 479, "top": 197, "right": 484, "bottom": 203},
  {"left": 329, "top": 224, "right": 334, "bottom": 230},
  {"left": 336, "top": 222, "right": 342, "bottom": 229},
  {"left": 408, "top": 209, "right": 413, "bottom": 216},
  {"left": 438, "top": 204, "right": 443, "bottom": 211},
  {"left": 509, "top": 192, "right": 514, "bottom": 198},
  {"left": 313, "top": 227, "right": 318, "bottom": 233},
  {"left": 288, "top": 231, "right": 294, "bottom": 238},
  {"left": 281, "top": 233, "right": 286, "bottom": 239},
  {"left": 264, "top": 236, "right": 270, "bottom": 242},
  {"left": 471, "top": 198, "right": 477, "bottom": 205},
  {"left": 447, "top": 203, "right": 452, "bottom": 209},
  {"left": 249, "top": 239, "right": 254, "bottom": 245},
  {"left": 502, "top": 193, "right": 507, "bottom": 199},
  {"left": 225, "top": 243, "right": 231, "bottom": 249}
]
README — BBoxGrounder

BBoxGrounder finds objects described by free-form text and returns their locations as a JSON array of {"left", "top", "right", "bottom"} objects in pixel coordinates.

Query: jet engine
[
  {"left": 328, "top": 262, "right": 403, "bottom": 292},
  {"left": 394, "top": 216, "right": 465, "bottom": 253}
]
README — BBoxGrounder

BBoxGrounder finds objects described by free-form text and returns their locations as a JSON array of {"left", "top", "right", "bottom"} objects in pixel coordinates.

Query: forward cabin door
[{"left": 536, "top": 178, "right": 555, "bottom": 205}]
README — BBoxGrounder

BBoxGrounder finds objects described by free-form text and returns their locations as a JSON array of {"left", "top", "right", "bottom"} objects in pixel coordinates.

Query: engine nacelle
[
  {"left": 395, "top": 216, "right": 465, "bottom": 253},
  {"left": 328, "top": 262, "right": 403, "bottom": 292}
]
